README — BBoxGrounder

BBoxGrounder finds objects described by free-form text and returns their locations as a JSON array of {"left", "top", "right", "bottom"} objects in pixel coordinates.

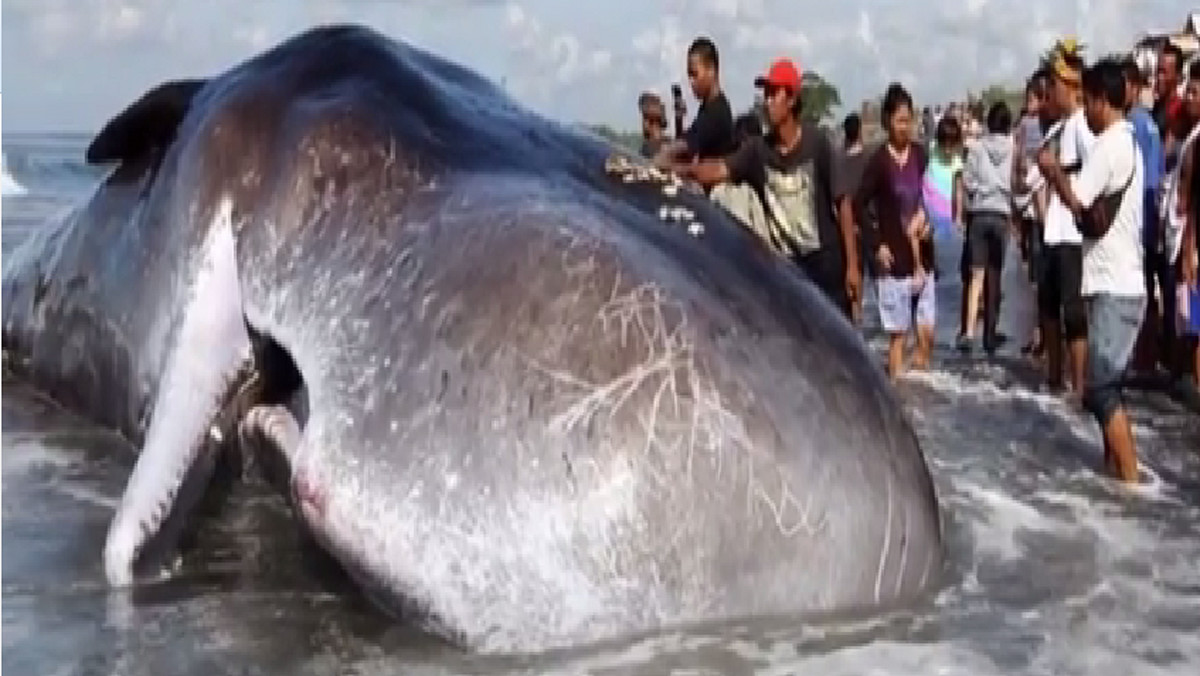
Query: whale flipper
[{"left": 86, "top": 79, "right": 208, "bottom": 165}]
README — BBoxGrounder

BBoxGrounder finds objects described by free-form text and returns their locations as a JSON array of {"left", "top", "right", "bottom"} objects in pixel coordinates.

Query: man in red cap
[{"left": 676, "top": 58, "right": 860, "bottom": 319}]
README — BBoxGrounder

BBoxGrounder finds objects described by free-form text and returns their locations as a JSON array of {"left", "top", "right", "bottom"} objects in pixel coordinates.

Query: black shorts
[
  {"left": 1036, "top": 243, "right": 1086, "bottom": 340},
  {"left": 965, "top": 212, "right": 1008, "bottom": 273},
  {"left": 1022, "top": 218, "right": 1043, "bottom": 284},
  {"left": 795, "top": 247, "right": 850, "bottom": 320}
]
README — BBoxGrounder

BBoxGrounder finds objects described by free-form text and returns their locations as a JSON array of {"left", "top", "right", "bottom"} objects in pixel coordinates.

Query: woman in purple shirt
[{"left": 855, "top": 83, "right": 935, "bottom": 380}]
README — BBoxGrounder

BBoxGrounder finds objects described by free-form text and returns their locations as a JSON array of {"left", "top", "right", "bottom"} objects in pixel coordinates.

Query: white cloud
[
  {"left": 857, "top": 9, "right": 874, "bottom": 47},
  {"left": 2, "top": 0, "right": 1193, "bottom": 132},
  {"left": 730, "top": 24, "right": 809, "bottom": 52},
  {"left": 97, "top": 3, "right": 146, "bottom": 42},
  {"left": 502, "top": 1, "right": 614, "bottom": 103}
]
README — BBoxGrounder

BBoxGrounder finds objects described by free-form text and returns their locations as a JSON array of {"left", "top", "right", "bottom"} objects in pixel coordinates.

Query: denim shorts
[
  {"left": 878, "top": 275, "right": 936, "bottom": 334},
  {"left": 1083, "top": 294, "right": 1146, "bottom": 424}
]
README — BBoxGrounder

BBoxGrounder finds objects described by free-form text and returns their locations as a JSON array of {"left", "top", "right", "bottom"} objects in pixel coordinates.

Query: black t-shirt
[
  {"left": 1191, "top": 146, "right": 1200, "bottom": 256},
  {"left": 834, "top": 148, "right": 869, "bottom": 203},
  {"left": 723, "top": 122, "right": 842, "bottom": 259},
  {"left": 683, "top": 92, "right": 735, "bottom": 161}
]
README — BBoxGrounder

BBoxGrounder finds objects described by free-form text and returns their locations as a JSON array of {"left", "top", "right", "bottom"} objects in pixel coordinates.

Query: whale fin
[{"left": 86, "top": 79, "right": 208, "bottom": 166}]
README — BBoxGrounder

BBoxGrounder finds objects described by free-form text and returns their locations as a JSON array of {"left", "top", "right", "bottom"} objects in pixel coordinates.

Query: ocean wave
[
  {"left": 3, "top": 135, "right": 107, "bottom": 196},
  {"left": 2, "top": 159, "right": 26, "bottom": 196},
  {"left": 5, "top": 148, "right": 105, "bottom": 182}
]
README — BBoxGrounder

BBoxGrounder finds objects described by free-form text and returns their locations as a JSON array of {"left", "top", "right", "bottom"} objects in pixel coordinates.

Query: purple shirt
[
  {"left": 892, "top": 149, "right": 924, "bottom": 226},
  {"left": 854, "top": 143, "right": 930, "bottom": 278}
]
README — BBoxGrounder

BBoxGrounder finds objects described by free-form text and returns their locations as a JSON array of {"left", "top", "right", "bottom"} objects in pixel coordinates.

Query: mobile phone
[{"left": 670, "top": 84, "right": 685, "bottom": 138}]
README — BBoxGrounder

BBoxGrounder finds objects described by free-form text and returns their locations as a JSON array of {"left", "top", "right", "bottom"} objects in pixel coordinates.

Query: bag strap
[{"left": 1118, "top": 130, "right": 1136, "bottom": 194}]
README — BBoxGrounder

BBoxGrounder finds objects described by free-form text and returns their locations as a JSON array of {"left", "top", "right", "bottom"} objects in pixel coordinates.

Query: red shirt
[{"left": 1154, "top": 92, "right": 1185, "bottom": 142}]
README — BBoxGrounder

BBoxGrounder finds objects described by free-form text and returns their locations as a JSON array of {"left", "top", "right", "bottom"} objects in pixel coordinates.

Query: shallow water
[{"left": 3, "top": 133, "right": 1200, "bottom": 674}]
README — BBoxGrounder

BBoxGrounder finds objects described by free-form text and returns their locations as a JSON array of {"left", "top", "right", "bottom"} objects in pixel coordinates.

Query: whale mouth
[
  {"left": 238, "top": 329, "right": 310, "bottom": 495},
  {"left": 117, "top": 329, "right": 310, "bottom": 583},
  {"left": 127, "top": 362, "right": 261, "bottom": 578}
]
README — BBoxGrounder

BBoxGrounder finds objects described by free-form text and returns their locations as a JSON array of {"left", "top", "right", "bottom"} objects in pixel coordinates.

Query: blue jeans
[{"left": 1083, "top": 294, "right": 1146, "bottom": 424}]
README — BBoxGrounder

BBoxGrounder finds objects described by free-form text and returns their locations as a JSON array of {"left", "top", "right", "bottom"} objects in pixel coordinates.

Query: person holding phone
[
  {"left": 652, "top": 37, "right": 736, "bottom": 185},
  {"left": 1038, "top": 57, "right": 1146, "bottom": 483}
]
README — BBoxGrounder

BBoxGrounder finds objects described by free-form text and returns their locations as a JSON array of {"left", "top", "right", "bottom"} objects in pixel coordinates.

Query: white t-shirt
[
  {"left": 1160, "top": 123, "right": 1200, "bottom": 263},
  {"left": 1041, "top": 109, "right": 1096, "bottom": 246},
  {"left": 1070, "top": 120, "right": 1145, "bottom": 298}
]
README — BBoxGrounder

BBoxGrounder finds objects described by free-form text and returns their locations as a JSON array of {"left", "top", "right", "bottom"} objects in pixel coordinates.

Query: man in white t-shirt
[
  {"left": 1038, "top": 57, "right": 1146, "bottom": 484},
  {"left": 1029, "top": 50, "right": 1095, "bottom": 396}
]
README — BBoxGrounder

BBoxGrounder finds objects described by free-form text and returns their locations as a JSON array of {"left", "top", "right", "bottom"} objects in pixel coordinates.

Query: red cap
[{"left": 754, "top": 59, "right": 802, "bottom": 91}]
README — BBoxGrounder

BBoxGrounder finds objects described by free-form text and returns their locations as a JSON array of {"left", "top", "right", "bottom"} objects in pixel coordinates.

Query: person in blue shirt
[
  {"left": 1123, "top": 62, "right": 1162, "bottom": 250},
  {"left": 1122, "top": 59, "right": 1176, "bottom": 376}
]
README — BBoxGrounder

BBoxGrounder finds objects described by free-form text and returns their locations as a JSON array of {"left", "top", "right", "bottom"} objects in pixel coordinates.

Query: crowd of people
[{"left": 635, "top": 37, "right": 1200, "bottom": 485}]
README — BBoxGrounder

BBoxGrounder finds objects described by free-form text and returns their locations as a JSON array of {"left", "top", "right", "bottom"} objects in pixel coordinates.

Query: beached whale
[{"left": 1, "top": 25, "right": 943, "bottom": 653}]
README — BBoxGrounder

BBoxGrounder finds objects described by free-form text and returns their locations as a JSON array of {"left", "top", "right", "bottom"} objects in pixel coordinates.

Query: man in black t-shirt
[
  {"left": 653, "top": 37, "right": 736, "bottom": 173},
  {"left": 676, "top": 58, "right": 856, "bottom": 319}
]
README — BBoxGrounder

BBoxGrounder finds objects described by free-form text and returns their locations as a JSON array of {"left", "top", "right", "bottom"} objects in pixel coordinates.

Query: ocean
[{"left": 3, "top": 132, "right": 1200, "bottom": 675}]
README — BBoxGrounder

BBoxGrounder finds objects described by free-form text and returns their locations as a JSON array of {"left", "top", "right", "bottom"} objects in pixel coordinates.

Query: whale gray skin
[{"left": 1, "top": 25, "right": 943, "bottom": 653}]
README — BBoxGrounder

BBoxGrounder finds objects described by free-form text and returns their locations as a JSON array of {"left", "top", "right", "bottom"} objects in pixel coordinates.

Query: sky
[{"left": 1, "top": 0, "right": 1193, "bottom": 133}]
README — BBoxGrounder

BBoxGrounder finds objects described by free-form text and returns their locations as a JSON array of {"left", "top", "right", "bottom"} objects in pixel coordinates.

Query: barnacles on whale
[
  {"left": 605, "top": 153, "right": 703, "bottom": 238},
  {"left": 655, "top": 204, "right": 705, "bottom": 236},
  {"left": 605, "top": 154, "right": 689, "bottom": 211},
  {"left": 604, "top": 153, "right": 684, "bottom": 191}
]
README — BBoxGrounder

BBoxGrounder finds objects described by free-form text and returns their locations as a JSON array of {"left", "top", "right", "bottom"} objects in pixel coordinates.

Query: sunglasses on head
[{"left": 1053, "top": 70, "right": 1081, "bottom": 88}]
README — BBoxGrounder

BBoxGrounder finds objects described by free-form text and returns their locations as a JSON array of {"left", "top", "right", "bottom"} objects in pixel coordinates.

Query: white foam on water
[
  {"left": 1, "top": 428, "right": 123, "bottom": 511},
  {"left": 2, "top": 152, "right": 27, "bottom": 196},
  {"left": 900, "top": 367, "right": 1102, "bottom": 446},
  {"left": 0, "top": 436, "right": 78, "bottom": 474},
  {"left": 951, "top": 480, "right": 1064, "bottom": 560},
  {"left": 755, "top": 640, "right": 1000, "bottom": 676},
  {"left": 50, "top": 481, "right": 120, "bottom": 511}
]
